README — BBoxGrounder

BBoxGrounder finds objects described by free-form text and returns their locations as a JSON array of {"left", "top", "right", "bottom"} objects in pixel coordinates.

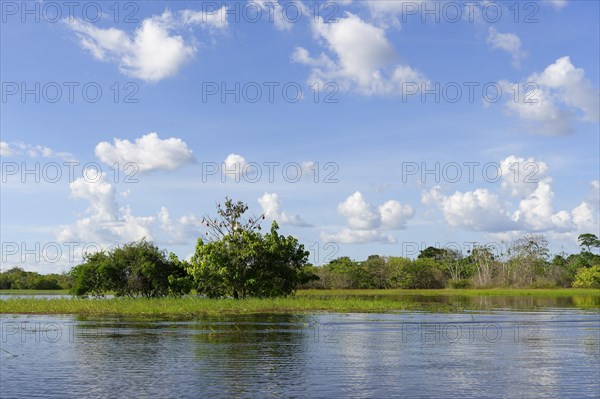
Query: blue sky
[{"left": 1, "top": 0, "right": 599, "bottom": 273}]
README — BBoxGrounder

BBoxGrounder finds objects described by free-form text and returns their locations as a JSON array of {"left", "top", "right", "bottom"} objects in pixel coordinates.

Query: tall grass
[
  {"left": 296, "top": 288, "right": 600, "bottom": 297},
  {"left": 2, "top": 288, "right": 598, "bottom": 317}
]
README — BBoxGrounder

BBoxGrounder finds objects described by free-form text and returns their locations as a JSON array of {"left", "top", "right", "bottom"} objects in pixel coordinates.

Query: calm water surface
[{"left": 1, "top": 310, "right": 598, "bottom": 398}]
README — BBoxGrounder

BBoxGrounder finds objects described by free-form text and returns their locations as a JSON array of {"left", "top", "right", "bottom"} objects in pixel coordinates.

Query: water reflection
[
  {"left": 304, "top": 293, "right": 600, "bottom": 309},
  {"left": 1, "top": 311, "right": 598, "bottom": 398}
]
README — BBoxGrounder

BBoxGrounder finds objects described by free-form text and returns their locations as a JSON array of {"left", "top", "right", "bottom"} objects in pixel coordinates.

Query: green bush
[
  {"left": 69, "top": 240, "right": 192, "bottom": 297},
  {"left": 572, "top": 265, "right": 600, "bottom": 288},
  {"left": 32, "top": 276, "right": 61, "bottom": 290},
  {"left": 395, "top": 258, "right": 446, "bottom": 289}
]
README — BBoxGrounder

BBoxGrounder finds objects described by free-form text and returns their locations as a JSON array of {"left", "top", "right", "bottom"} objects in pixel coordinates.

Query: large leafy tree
[{"left": 188, "top": 199, "right": 310, "bottom": 298}]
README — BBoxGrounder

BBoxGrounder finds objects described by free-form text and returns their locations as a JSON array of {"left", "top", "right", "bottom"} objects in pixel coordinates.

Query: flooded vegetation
[{"left": 2, "top": 289, "right": 599, "bottom": 317}]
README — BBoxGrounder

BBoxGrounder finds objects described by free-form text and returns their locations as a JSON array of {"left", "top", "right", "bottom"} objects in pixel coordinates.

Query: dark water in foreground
[{"left": 1, "top": 310, "right": 599, "bottom": 398}]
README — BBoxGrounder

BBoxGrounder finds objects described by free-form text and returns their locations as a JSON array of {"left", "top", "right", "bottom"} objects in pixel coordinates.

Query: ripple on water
[{"left": 1, "top": 310, "right": 598, "bottom": 398}]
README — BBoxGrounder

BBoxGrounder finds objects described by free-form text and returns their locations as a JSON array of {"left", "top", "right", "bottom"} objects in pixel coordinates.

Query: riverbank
[{"left": 1, "top": 289, "right": 598, "bottom": 317}]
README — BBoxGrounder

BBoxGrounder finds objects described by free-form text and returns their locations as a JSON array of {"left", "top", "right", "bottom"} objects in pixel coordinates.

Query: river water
[{"left": 1, "top": 310, "right": 598, "bottom": 398}]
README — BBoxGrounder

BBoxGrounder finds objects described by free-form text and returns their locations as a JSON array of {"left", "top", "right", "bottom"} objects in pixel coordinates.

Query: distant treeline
[
  {"left": 301, "top": 234, "right": 600, "bottom": 290},
  {"left": 0, "top": 267, "right": 72, "bottom": 290},
  {"left": 2, "top": 233, "right": 599, "bottom": 294}
]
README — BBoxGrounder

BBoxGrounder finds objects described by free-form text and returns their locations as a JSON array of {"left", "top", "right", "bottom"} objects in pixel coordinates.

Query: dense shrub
[
  {"left": 69, "top": 240, "right": 193, "bottom": 297},
  {"left": 572, "top": 265, "right": 600, "bottom": 288},
  {"left": 394, "top": 258, "right": 446, "bottom": 289}
]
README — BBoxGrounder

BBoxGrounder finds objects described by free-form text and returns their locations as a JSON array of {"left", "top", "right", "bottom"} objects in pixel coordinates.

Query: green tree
[
  {"left": 188, "top": 199, "right": 310, "bottom": 298},
  {"left": 578, "top": 233, "right": 600, "bottom": 253},
  {"left": 574, "top": 234, "right": 600, "bottom": 269},
  {"left": 386, "top": 257, "right": 412, "bottom": 288},
  {"left": 324, "top": 256, "right": 372, "bottom": 289},
  {"left": 361, "top": 255, "right": 392, "bottom": 289},
  {"left": 418, "top": 247, "right": 459, "bottom": 261},
  {"left": 507, "top": 235, "right": 549, "bottom": 286},
  {"left": 69, "top": 252, "right": 106, "bottom": 296},
  {"left": 249, "top": 222, "right": 312, "bottom": 297},
  {"left": 307, "top": 257, "right": 357, "bottom": 289},
  {"left": 394, "top": 258, "right": 446, "bottom": 289},
  {"left": 32, "top": 275, "right": 61, "bottom": 290},
  {"left": 467, "top": 246, "right": 497, "bottom": 287},
  {"left": 0, "top": 273, "right": 12, "bottom": 289}
]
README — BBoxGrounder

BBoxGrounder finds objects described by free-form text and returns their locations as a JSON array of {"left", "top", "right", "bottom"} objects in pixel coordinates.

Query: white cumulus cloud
[
  {"left": 338, "top": 191, "right": 381, "bottom": 229},
  {"left": 499, "top": 155, "right": 549, "bottom": 198},
  {"left": 222, "top": 153, "right": 248, "bottom": 181},
  {"left": 1, "top": 141, "right": 13, "bottom": 156},
  {"left": 254, "top": 1, "right": 299, "bottom": 31},
  {"left": 57, "top": 168, "right": 203, "bottom": 248},
  {"left": 258, "top": 192, "right": 311, "bottom": 227},
  {"left": 293, "top": 13, "right": 427, "bottom": 95},
  {"left": 57, "top": 169, "right": 154, "bottom": 244},
  {"left": 435, "top": 188, "right": 516, "bottom": 232},
  {"left": 66, "top": 8, "right": 228, "bottom": 81},
  {"left": 422, "top": 156, "right": 599, "bottom": 236},
  {"left": 379, "top": 200, "right": 416, "bottom": 229},
  {"left": 505, "top": 56, "right": 599, "bottom": 135},
  {"left": 95, "top": 133, "right": 194, "bottom": 172},
  {"left": 158, "top": 206, "right": 204, "bottom": 245},
  {"left": 322, "top": 191, "right": 414, "bottom": 244}
]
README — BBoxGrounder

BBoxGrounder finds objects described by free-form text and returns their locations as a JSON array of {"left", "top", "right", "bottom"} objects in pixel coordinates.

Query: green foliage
[
  {"left": 166, "top": 253, "right": 194, "bottom": 296},
  {"left": 576, "top": 251, "right": 600, "bottom": 268},
  {"left": 386, "top": 257, "right": 412, "bottom": 288},
  {"left": 69, "top": 255, "right": 104, "bottom": 296},
  {"left": 31, "top": 275, "right": 61, "bottom": 290},
  {"left": 302, "top": 233, "right": 600, "bottom": 290},
  {"left": 393, "top": 258, "right": 446, "bottom": 289},
  {"left": 307, "top": 256, "right": 448, "bottom": 290},
  {"left": 6, "top": 217, "right": 597, "bottom": 294},
  {"left": 251, "top": 223, "right": 311, "bottom": 297},
  {"left": 69, "top": 239, "right": 192, "bottom": 297},
  {"left": 361, "top": 255, "right": 392, "bottom": 289},
  {"left": 578, "top": 233, "right": 600, "bottom": 253},
  {"left": 188, "top": 200, "right": 311, "bottom": 298},
  {"left": 189, "top": 224, "right": 310, "bottom": 298},
  {"left": 552, "top": 254, "right": 568, "bottom": 268},
  {"left": 418, "top": 247, "right": 460, "bottom": 261},
  {"left": 303, "top": 256, "right": 390, "bottom": 289},
  {"left": 0, "top": 267, "right": 70, "bottom": 290},
  {"left": 572, "top": 265, "right": 600, "bottom": 288}
]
